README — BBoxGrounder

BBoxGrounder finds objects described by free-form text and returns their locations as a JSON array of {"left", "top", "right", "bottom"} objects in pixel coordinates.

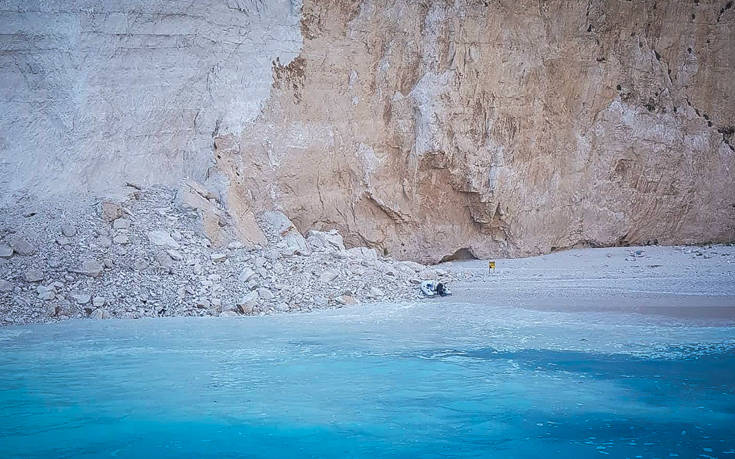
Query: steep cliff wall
[
  {"left": 0, "top": 0, "right": 302, "bottom": 198},
  {"left": 2, "top": 0, "right": 734, "bottom": 262}
]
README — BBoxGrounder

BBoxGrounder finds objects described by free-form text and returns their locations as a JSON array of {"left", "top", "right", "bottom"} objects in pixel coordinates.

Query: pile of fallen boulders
[{"left": 0, "top": 183, "right": 454, "bottom": 325}]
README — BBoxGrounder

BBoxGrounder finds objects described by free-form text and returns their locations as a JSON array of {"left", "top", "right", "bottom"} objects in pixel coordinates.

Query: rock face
[
  {"left": 1, "top": 1, "right": 734, "bottom": 263},
  {"left": 0, "top": 0, "right": 303, "bottom": 200}
]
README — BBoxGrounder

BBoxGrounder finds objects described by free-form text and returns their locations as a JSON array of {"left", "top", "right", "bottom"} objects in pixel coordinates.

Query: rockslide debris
[{"left": 0, "top": 184, "right": 455, "bottom": 325}]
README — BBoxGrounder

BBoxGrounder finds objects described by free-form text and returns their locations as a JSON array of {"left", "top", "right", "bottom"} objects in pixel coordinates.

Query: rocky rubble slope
[
  {"left": 1, "top": 0, "right": 734, "bottom": 264},
  {"left": 0, "top": 184, "right": 454, "bottom": 325}
]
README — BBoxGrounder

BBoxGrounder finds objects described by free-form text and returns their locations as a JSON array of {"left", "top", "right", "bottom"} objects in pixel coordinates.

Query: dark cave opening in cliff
[{"left": 440, "top": 247, "right": 478, "bottom": 263}]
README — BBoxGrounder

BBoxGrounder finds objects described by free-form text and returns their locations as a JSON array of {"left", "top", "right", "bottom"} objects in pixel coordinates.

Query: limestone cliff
[{"left": 2, "top": 0, "right": 734, "bottom": 263}]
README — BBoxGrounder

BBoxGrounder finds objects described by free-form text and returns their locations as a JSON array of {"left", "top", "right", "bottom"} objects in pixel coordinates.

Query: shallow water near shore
[{"left": 1, "top": 299, "right": 734, "bottom": 458}]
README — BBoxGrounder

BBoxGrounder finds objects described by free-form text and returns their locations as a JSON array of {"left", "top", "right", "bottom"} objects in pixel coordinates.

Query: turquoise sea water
[{"left": 1, "top": 303, "right": 734, "bottom": 458}]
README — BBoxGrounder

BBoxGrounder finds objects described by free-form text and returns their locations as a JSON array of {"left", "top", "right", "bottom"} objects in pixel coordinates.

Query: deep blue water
[{"left": 0, "top": 312, "right": 734, "bottom": 458}]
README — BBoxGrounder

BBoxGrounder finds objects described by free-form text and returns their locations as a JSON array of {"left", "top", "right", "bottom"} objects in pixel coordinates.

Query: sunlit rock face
[{"left": 2, "top": 0, "right": 734, "bottom": 262}]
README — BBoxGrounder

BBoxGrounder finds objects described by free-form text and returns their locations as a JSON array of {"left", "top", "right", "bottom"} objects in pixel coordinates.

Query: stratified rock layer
[{"left": 2, "top": 1, "right": 734, "bottom": 263}]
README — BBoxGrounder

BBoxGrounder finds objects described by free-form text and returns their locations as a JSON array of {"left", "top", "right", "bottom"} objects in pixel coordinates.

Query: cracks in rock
[
  {"left": 271, "top": 56, "right": 306, "bottom": 104},
  {"left": 718, "top": 126, "right": 735, "bottom": 152},
  {"left": 684, "top": 96, "right": 735, "bottom": 152},
  {"left": 717, "top": 1, "right": 733, "bottom": 22}
]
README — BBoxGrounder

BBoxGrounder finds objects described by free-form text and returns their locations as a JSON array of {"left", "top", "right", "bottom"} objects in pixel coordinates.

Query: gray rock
[
  {"left": 238, "top": 268, "right": 256, "bottom": 283},
  {"left": 48, "top": 257, "right": 61, "bottom": 269},
  {"left": 319, "top": 270, "right": 339, "bottom": 283},
  {"left": 10, "top": 236, "right": 36, "bottom": 256},
  {"left": 61, "top": 223, "right": 77, "bottom": 237},
  {"left": 0, "top": 244, "right": 13, "bottom": 259},
  {"left": 167, "top": 249, "right": 184, "bottom": 261},
  {"left": 71, "top": 293, "right": 91, "bottom": 305},
  {"left": 237, "top": 291, "right": 258, "bottom": 307},
  {"left": 335, "top": 294, "right": 357, "bottom": 305},
  {"left": 112, "top": 218, "right": 131, "bottom": 230},
  {"left": 89, "top": 308, "right": 111, "bottom": 319},
  {"left": 77, "top": 259, "right": 104, "bottom": 278},
  {"left": 306, "top": 229, "right": 345, "bottom": 252},
  {"left": 257, "top": 287, "right": 274, "bottom": 300},
  {"left": 398, "top": 260, "right": 425, "bottom": 272},
  {"left": 56, "top": 236, "right": 73, "bottom": 246},
  {"left": 0, "top": 279, "right": 13, "bottom": 292},
  {"left": 369, "top": 286, "right": 384, "bottom": 298},
  {"left": 134, "top": 259, "right": 149, "bottom": 271},
  {"left": 155, "top": 251, "right": 174, "bottom": 272},
  {"left": 147, "top": 230, "right": 180, "bottom": 249},
  {"left": 260, "top": 211, "right": 310, "bottom": 254},
  {"left": 113, "top": 234, "right": 130, "bottom": 245},
  {"left": 228, "top": 241, "right": 245, "bottom": 250},
  {"left": 24, "top": 269, "right": 44, "bottom": 283},
  {"left": 37, "top": 286, "right": 55, "bottom": 301},
  {"left": 219, "top": 310, "right": 239, "bottom": 317},
  {"left": 345, "top": 246, "right": 378, "bottom": 261},
  {"left": 96, "top": 236, "right": 112, "bottom": 248},
  {"left": 92, "top": 296, "right": 106, "bottom": 307},
  {"left": 46, "top": 304, "right": 62, "bottom": 317},
  {"left": 211, "top": 252, "right": 227, "bottom": 262}
]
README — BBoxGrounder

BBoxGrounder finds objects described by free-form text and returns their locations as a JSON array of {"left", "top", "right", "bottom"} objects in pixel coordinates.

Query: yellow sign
[{"left": 488, "top": 261, "right": 496, "bottom": 270}]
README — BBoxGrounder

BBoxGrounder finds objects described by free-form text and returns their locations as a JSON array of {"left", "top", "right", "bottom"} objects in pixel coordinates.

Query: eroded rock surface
[
  {"left": 220, "top": 0, "right": 735, "bottom": 262},
  {"left": 1, "top": 1, "right": 734, "bottom": 263}
]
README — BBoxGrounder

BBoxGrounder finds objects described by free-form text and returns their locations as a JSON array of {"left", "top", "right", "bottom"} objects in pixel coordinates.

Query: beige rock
[
  {"left": 101, "top": 201, "right": 123, "bottom": 222},
  {"left": 177, "top": 179, "right": 267, "bottom": 248},
  {"left": 217, "top": 0, "right": 735, "bottom": 263}
]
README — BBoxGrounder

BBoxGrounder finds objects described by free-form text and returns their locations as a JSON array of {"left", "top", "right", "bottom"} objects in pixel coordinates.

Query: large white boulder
[
  {"left": 260, "top": 211, "right": 309, "bottom": 254},
  {"left": 306, "top": 229, "right": 345, "bottom": 252}
]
